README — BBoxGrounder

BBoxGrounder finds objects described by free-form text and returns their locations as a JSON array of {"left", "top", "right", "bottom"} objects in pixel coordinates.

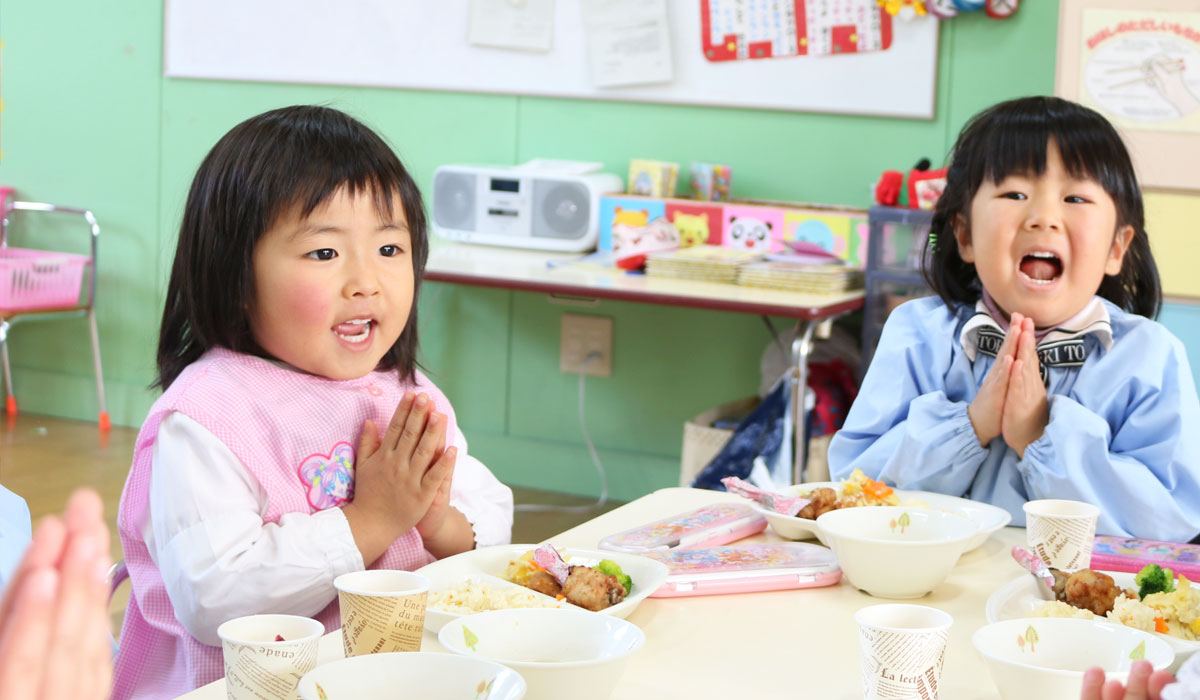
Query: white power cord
[{"left": 514, "top": 352, "right": 609, "bottom": 513}]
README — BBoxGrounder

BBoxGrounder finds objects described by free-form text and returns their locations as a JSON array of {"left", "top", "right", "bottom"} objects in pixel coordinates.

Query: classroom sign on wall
[
  {"left": 1078, "top": 9, "right": 1200, "bottom": 134},
  {"left": 1057, "top": 0, "right": 1200, "bottom": 191},
  {"left": 701, "top": 0, "right": 892, "bottom": 61}
]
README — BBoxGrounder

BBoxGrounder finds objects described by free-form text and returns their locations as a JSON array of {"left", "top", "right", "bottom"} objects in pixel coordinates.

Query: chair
[
  {"left": 0, "top": 187, "right": 109, "bottom": 430},
  {"left": 107, "top": 558, "right": 129, "bottom": 656}
]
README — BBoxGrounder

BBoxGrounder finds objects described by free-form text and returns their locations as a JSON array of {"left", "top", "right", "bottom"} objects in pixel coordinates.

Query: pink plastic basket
[{"left": 0, "top": 247, "right": 91, "bottom": 312}]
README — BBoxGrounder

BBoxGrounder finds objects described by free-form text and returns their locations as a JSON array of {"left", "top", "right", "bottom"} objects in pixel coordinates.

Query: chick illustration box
[{"left": 598, "top": 194, "right": 868, "bottom": 268}]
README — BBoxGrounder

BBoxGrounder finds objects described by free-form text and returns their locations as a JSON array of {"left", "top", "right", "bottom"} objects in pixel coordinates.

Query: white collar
[{"left": 960, "top": 296, "right": 1113, "bottom": 363}]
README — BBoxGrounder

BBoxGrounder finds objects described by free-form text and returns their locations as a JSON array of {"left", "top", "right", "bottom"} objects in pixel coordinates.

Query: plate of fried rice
[
  {"left": 987, "top": 569, "right": 1200, "bottom": 671},
  {"left": 418, "top": 544, "right": 669, "bottom": 633}
]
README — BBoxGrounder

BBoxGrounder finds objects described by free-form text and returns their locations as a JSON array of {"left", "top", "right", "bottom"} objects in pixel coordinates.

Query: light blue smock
[
  {"left": 0, "top": 484, "right": 32, "bottom": 591},
  {"left": 829, "top": 296, "right": 1200, "bottom": 542}
]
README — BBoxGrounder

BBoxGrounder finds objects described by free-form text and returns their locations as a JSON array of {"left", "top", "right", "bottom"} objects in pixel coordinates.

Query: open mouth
[
  {"left": 333, "top": 318, "right": 373, "bottom": 344},
  {"left": 1019, "top": 252, "right": 1063, "bottom": 285}
]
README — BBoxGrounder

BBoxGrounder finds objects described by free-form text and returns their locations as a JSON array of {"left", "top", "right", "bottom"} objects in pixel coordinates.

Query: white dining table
[{"left": 178, "top": 487, "right": 1027, "bottom": 699}]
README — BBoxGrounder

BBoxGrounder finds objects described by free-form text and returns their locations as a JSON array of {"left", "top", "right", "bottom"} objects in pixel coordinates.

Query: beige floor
[{"left": 0, "top": 412, "right": 622, "bottom": 635}]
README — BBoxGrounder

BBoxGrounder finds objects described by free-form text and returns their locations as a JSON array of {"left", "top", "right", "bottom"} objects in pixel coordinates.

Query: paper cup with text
[
  {"left": 1023, "top": 499, "right": 1101, "bottom": 571},
  {"left": 856, "top": 604, "right": 952, "bottom": 700},
  {"left": 334, "top": 570, "right": 430, "bottom": 656},
  {"left": 217, "top": 614, "right": 324, "bottom": 700}
]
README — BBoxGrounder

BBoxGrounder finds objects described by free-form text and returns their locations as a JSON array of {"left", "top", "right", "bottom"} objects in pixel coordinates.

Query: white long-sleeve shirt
[{"left": 145, "top": 411, "right": 512, "bottom": 645}]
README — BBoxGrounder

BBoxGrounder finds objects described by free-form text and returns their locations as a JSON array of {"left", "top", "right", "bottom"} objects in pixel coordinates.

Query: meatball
[
  {"left": 524, "top": 570, "right": 563, "bottom": 599},
  {"left": 797, "top": 487, "right": 839, "bottom": 520},
  {"left": 1063, "top": 569, "right": 1122, "bottom": 616},
  {"left": 562, "top": 565, "right": 627, "bottom": 612}
]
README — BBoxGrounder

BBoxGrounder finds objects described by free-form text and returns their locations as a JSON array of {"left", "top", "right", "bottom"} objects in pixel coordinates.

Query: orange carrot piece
[{"left": 864, "top": 478, "right": 894, "bottom": 500}]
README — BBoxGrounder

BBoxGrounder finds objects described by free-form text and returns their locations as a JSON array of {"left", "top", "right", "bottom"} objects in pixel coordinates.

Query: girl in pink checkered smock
[{"left": 111, "top": 106, "right": 514, "bottom": 700}]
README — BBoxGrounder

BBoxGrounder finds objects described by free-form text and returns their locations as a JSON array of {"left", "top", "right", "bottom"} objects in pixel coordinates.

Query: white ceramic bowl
[
  {"left": 750, "top": 482, "right": 1010, "bottom": 552},
  {"left": 419, "top": 544, "right": 669, "bottom": 633},
  {"left": 439, "top": 607, "right": 645, "bottom": 700},
  {"left": 973, "top": 618, "right": 1175, "bottom": 700},
  {"left": 816, "top": 506, "right": 976, "bottom": 598},
  {"left": 296, "top": 651, "right": 526, "bottom": 700}
]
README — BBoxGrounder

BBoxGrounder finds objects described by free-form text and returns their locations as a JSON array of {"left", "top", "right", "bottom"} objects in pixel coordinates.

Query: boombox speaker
[{"left": 432, "top": 160, "right": 623, "bottom": 252}]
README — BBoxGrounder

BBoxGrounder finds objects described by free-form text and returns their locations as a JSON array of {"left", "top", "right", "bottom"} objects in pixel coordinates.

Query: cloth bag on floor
[{"left": 690, "top": 376, "right": 793, "bottom": 492}]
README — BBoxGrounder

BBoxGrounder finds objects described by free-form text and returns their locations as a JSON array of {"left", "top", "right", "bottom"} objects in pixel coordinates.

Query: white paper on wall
[
  {"left": 468, "top": 0, "right": 556, "bottom": 53},
  {"left": 581, "top": 0, "right": 673, "bottom": 88}
]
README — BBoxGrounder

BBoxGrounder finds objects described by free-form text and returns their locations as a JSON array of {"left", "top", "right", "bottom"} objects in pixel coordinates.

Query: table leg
[{"left": 791, "top": 320, "right": 818, "bottom": 484}]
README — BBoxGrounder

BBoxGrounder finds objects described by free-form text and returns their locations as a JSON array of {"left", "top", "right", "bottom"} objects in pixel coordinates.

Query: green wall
[{"left": 0, "top": 4, "right": 1065, "bottom": 499}]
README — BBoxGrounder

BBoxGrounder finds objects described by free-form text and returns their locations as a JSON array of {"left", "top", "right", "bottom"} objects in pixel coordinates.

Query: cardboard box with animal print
[{"left": 599, "top": 195, "right": 867, "bottom": 268}]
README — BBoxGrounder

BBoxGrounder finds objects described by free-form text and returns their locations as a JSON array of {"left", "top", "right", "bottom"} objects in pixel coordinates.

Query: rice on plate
[
  {"left": 1033, "top": 575, "right": 1200, "bottom": 640},
  {"left": 1112, "top": 578, "right": 1200, "bottom": 640},
  {"left": 428, "top": 576, "right": 562, "bottom": 615}
]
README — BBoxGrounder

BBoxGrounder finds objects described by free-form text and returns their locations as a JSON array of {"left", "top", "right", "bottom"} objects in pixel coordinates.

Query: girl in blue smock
[{"left": 828, "top": 96, "right": 1200, "bottom": 542}]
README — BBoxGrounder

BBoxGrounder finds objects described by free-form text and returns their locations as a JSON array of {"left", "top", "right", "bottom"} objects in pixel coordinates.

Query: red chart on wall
[{"left": 701, "top": 0, "right": 893, "bottom": 61}]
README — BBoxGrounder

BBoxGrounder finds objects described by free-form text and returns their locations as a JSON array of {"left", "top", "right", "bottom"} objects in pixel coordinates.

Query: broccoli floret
[
  {"left": 1135, "top": 563, "right": 1176, "bottom": 599},
  {"left": 597, "top": 559, "right": 633, "bottom": 593}
]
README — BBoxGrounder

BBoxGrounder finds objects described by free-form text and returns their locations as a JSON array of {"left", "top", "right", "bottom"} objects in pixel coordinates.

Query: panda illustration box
[{"left": 597, "top": 194, "right": 867, "bottom": 269}]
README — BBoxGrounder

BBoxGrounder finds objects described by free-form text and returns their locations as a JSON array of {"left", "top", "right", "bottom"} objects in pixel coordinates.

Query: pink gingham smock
[{"left": 112, "top": 349, "right": 455, "bottom": 700}]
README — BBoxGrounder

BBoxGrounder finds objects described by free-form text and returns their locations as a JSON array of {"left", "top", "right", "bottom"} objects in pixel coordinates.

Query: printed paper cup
[
  {"left": 856, "top": 604, "right": 952, "bottom": 700},
  {"left": 217, "top": 614, "right": 324, "bottom": 700},
  {"left": 334, "top": 570, "right": 430, "bottom": 656},
  {"left": 1023, "top": 499, "right": 1101, "bottom": 571}
]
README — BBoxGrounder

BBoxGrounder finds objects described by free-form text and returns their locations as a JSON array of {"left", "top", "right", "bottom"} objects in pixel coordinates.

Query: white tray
[
  {"left": 416, "top": 544, "right": 669, "bottom": 633},
  {"left": 748, "top": 482, "right": 1011, "bottom": 552},
  {"left": 986, "top": 569, "right": 1200, "bottom": 672}
]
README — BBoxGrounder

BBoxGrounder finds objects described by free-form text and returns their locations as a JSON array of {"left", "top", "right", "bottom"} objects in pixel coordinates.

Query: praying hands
[{"left": 968, "top": 312, "right": 1051, "bottom": 458}]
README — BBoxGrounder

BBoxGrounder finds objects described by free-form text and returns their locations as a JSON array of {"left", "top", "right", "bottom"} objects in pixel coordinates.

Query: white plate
[
  {"left": 749, "top": 482, "right": 1010, "bottom": 552},
  {"left": 986, "top": 569, "right": 1200, "bottom": 671},
  {"left": 416, "top": 544, "right": 669, "bottom": 633}
]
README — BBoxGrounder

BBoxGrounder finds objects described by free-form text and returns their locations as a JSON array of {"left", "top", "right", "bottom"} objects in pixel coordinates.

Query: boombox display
[{"left": 431, "top": 161, "right": 623, "bottom": 252}]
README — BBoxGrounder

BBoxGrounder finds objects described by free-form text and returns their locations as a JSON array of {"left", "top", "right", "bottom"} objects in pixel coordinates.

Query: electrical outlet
[{"left": 560, "top": 314, "right": 612, "bottom": 377}]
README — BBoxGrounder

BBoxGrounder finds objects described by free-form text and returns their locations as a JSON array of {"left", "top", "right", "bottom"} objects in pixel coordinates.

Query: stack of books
[
  {"left": 736, "top": 254, "right": 864, "bottom": 294},
  {"left": 645, "top": 245, "right": 764, "bottom": 284}
]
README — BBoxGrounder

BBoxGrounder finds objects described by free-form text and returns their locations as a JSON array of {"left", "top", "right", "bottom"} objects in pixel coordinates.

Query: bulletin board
[
  {"left": 1057, "top": 0, "right": 1200, "bottom": 191},
  {"left": 163, "top": 1, "right": 940, "bottom": 119}
]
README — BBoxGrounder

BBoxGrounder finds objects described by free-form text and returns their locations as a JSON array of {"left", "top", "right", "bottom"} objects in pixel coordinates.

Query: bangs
[
  {"left": 260, "top": 116, "right": 410, "bottom": 229},
  {"left": 958, "top": 97, "right": 1139, "bottom": 227}
]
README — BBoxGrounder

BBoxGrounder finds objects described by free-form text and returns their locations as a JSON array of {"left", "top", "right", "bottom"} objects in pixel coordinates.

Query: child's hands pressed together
[
  {"left": 415, "top": 458, "right": 455, "bottom": 542},
  {"left": 1003, "top": 316, "right": 1050, "bottom": 458},
  {"left": 342, "top": 392, "right": 457, "bottom": 565},
  {"left": 967, "top": 312, "right": 1050, "bottom": 457},
  {"left": 968, "top": 312, "right": 1023, "bottom": 446}
]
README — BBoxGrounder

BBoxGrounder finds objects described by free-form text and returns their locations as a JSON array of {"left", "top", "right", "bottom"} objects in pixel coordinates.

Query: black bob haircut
[
  {"left": 155, "top": 104, "right": 428, "bottom": 389},
  {"left": 922, "top": 96, "right": 1161, "bottom": 321}
]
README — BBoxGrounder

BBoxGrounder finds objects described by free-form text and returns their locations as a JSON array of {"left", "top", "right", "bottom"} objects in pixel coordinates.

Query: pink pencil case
[
  {"left": 597, "top": 502, "right": 767, "bottom": 553},
  {"left": 641, "top": 542, "right": 842, "bottom": 598},
  {"left": 1090, "top": 535, "right": 1200, "bottom": 579}
]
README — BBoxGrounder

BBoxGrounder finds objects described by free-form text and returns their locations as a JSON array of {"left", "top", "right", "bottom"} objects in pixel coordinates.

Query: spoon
[{"left": 1011, "top": 545, "right": 1065, "bottom": 602}]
